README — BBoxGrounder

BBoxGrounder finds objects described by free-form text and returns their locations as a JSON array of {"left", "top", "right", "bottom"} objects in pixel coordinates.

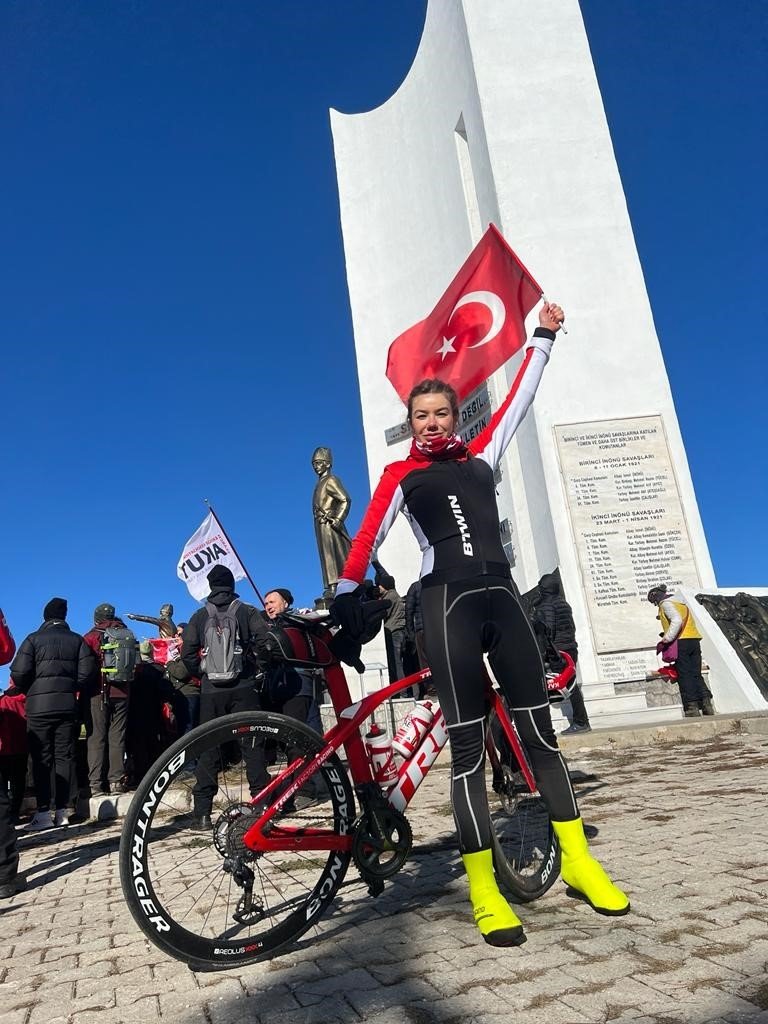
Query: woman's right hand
[{"left": 539, "top": 301, "right": 565, "bottom": 332}]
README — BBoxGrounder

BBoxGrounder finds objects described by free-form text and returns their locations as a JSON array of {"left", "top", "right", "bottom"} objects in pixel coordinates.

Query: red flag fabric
[{"left": 385, "top": 224, "right": 542, "bottom": 402}]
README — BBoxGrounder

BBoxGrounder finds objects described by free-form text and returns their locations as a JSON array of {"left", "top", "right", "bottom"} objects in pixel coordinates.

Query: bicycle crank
[{"left": 352, "top": 805, "right": 412, "bottom": 882}]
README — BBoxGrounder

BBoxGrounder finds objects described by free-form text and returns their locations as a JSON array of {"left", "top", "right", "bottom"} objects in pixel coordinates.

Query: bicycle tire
[
  {"left": 486, "top": 706, "right": 560, "bottom": 902},
  {"left": 119, "top": 710, "right": 355, "bottom": 970}
]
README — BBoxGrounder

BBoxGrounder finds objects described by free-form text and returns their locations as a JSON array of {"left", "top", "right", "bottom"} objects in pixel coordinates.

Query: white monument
[{"left": 329, "top": 0, "right": 763, "bottom": 723}]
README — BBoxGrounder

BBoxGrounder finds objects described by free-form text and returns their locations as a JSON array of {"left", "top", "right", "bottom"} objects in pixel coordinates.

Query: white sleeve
[
  {"left": 471, "top": 334, "right": 553, "bottom": 473},
  {"left": 660, "top": 600, "right": 683, "bottom": 643}
]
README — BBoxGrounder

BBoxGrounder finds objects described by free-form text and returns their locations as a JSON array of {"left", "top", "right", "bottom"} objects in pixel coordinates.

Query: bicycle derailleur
[
  {"left": 213, "top": 802, "right": 265, "bottom": 925},
  {"left": 352, "top": 786, "right": 413, "bottom": 898}
]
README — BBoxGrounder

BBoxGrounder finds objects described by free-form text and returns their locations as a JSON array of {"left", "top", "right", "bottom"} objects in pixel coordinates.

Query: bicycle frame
[{"left": 240, "top": 657, "right": 538, "bottom": 856}]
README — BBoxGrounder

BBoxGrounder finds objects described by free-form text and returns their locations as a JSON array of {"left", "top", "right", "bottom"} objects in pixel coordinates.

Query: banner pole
[{"left": 203, "top": 499, "right": 266, "bottom": 607}]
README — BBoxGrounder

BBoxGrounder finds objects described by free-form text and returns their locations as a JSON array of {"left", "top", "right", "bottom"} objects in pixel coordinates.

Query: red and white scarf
[{"left": 410, "top": 433, "right": 468, "bottom": 460}]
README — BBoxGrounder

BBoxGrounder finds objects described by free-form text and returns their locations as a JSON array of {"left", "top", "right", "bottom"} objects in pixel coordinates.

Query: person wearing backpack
[
  {"left": 10, "top": 598, "right": 98, "bottom": 829},
  {"left": 83, "top": 602, "right": 137, "bottom": 796},
  {"left": 181, "top": 565, "right": 274, "bottom": 831}
]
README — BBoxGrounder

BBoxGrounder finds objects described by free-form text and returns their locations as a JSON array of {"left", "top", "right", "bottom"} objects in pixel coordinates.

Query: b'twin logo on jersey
[{"left": 448, "top": 495, "right": 474, "bottom": 556}]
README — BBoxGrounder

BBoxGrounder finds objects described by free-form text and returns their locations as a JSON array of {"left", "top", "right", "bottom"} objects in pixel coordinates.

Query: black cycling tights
[{"left": 421, "top": 576, "right": 579, "bottom": 853}]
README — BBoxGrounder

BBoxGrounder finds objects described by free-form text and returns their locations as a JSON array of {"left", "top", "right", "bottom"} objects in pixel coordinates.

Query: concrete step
[
  {"left": 579, "top": 681, "right": 618, "bottom": 699},
  {"left": 558, "top": 710, "right": 768, "bottom": 751},
  {"left": 550, "top": 687, "right": 652, "bottom": 726},
  {"left": 555, "top": 702, "right": 683, "bottom": 732}
]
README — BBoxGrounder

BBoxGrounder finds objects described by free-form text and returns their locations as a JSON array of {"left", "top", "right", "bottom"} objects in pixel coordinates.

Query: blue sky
[{"left": 2, "top": 1, "right": 766, "bottom": 654}]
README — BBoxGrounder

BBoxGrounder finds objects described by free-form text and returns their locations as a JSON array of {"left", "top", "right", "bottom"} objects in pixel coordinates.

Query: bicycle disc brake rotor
[
  {"left": 352, "top": 806, "right": 412, "bottom": 881},
  {"left": 495, "top": 765, "right": 523, "bottom": 815}
]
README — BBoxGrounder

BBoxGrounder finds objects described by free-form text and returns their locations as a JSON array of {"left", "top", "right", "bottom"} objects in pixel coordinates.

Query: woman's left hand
[{"left": 539, "top": 302, "right": 565, "bottom": 332}]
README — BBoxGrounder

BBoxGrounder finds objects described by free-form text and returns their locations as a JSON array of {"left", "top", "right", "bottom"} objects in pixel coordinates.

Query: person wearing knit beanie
[
  {"left": 207, "top": 565, "right": 236, "bottom": 592},
  {"left": 11, "top": 595, "right": 98, "bottom": 832},
  {"left": 43, "top": 598, "right": 67, "bottom": 622},
  {"left": 264, "top": 589, "right": 294, "bottom": 621}
]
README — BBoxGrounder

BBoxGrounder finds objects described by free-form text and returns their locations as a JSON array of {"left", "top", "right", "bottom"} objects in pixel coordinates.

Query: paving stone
[
  {"left": 4, "top": 730, "right": 768, "bottom": 1023},
  {"left": 345, "top": 977, "right": 443, "bottom": 1015},
  {"left": 0, "top": 1009, "right": 35, "bottom": 1024},
  {"left": 559, "top": 975, "right": 681, "bottom": 1017},
  {"left": 266, "top": 998, "right": 356, "bottom": 1024}
]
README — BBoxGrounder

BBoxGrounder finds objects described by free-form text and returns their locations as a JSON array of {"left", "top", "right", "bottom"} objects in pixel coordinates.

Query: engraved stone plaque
[{"left": 555, "top": 416, "right": 701, "bottom": 653}]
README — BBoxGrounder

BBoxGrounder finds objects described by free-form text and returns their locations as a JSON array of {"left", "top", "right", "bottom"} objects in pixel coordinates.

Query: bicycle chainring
[{"left": 352, "top": 805, "right": 412, "bottom": 881}]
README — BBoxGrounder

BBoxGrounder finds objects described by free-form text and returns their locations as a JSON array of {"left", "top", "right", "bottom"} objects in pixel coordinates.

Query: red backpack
[{"left": 0, "top": 608, "right": 15, "bottom": 666}]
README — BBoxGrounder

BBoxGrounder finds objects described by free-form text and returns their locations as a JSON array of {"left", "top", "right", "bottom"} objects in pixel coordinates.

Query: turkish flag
[{"left": 385, "top": 224, "right": 542, "bottom": 402}]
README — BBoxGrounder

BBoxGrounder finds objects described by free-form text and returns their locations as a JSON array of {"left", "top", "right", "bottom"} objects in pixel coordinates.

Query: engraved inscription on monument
[{"left": 555, "top": 416, "right": 701, "bottom": 654}]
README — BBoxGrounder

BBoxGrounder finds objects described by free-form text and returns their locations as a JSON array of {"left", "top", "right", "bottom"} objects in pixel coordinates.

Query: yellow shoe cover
[
  {"left": 461, "top": 849, "right": 526, "bottom": 946},
  {"left": 552, "top": 818, "right": 630, "bottom": 916}
]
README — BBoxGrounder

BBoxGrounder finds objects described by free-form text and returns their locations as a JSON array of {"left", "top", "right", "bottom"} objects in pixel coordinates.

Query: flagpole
[{"left": 203, "top": 499, "right": 266, "bottom": 607}]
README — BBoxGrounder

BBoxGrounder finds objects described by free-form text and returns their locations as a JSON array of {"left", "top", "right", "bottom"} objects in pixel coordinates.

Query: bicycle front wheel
[
  {"left": 486, "top": 707, "right": 560, "bottom": 902},
  {"left": 119, "top": 711, "right": 354, "bottom": 971}
]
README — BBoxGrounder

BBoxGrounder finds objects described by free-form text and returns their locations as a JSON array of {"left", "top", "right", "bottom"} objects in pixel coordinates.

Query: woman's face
[{"left": 409, "top": 392, "right": 457, "bottom": 442}]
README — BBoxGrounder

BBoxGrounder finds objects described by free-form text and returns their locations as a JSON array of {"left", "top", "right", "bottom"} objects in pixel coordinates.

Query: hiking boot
[
  {"left": 0, "top": 875, "right": 27, "bottom": 899},
  {"left": 683, "top": 705, "right": 701, "bottom": 718},
  {"left": 700, "top": 699, "right": 715, "bottom": 716},
  {"left": 190, "top": 815, "right": 213, "bottom": 831},
  {"left": 25, "top": 810, "right": 54, "bottom": 832},
  {"left": 561, "top": 722, "right": 592, "bottom": 735}
]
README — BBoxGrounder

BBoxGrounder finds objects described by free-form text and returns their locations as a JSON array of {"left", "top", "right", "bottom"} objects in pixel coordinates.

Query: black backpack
[{"left": 101, "top": 625, "right": 138, "bottom": 684}]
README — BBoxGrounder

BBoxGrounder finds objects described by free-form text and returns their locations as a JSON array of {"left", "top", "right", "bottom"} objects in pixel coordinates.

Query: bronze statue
[
  {"left": 696, "top": 592, "right": 768, "bottom": 698},
  {"left": 126, "top": 603, "right": 177, "bottom": 638},
  {"left": 311, "top": 446, "right": 352, "bottom": 597}
]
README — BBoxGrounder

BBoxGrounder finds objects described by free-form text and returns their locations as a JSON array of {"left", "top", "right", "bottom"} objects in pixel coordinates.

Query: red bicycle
[{"left": 119, "top": 613, "right": 574, "bottom": 971}]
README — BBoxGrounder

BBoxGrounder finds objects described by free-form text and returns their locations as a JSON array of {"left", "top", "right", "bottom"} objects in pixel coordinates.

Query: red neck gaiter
[{"left": 410, "top": 433, "right": 468, "bottom": 461}]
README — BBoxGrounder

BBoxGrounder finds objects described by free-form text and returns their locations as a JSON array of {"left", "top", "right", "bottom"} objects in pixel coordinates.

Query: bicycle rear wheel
[
  {"left": 119, "top": 711, "right": 354, "bottom": 970},
  {"left": 486, "top": 706, "right": 560, "bottom": 902}
]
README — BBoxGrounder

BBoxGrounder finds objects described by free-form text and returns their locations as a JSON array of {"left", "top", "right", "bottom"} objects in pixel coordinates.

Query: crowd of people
[{"left": 0, "top": 572, "right": 329, "bottom": 894}]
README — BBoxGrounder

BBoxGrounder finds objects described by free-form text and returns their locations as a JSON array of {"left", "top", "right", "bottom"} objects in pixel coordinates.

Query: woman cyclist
[{"left": 332, "top": 302, "right": 629, "bottom": 947}]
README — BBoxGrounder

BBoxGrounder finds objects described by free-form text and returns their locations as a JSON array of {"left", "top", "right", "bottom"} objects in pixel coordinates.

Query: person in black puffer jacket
[
  {"left": 534, "top": 573, "right": 590, "bottom": 733},
  {"left": 10, "top": 598, "right": 98, "bottom": 829}
]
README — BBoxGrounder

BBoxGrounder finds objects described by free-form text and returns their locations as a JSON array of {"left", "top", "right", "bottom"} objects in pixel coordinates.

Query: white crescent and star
[{"left": 437, "top": 290, "right": 507, "bottom": 360}]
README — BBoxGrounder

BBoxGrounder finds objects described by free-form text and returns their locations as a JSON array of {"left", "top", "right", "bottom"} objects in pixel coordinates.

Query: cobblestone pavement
[{"left": 2, "top": 729, "right": 767, "bottom": 1024}]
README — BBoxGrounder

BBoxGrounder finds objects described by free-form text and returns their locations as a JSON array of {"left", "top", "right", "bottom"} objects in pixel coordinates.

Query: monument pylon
[{"left": 329, "top": 0, "right": 763, "bottom": 723}]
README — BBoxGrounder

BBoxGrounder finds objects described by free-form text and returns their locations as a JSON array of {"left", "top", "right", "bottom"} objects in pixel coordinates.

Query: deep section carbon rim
[{"left": 119, "top": 711, "right": 354, "bottom": 969}]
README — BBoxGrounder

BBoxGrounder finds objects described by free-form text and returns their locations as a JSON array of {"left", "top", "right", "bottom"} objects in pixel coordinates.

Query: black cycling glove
[{"left": 329, "top": 589, "right": 365, "bottom": 638}]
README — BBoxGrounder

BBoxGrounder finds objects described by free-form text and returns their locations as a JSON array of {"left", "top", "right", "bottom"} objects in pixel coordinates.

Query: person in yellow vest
[{"left": 647, "top": 586, "right": 714, "bottom": 717}]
